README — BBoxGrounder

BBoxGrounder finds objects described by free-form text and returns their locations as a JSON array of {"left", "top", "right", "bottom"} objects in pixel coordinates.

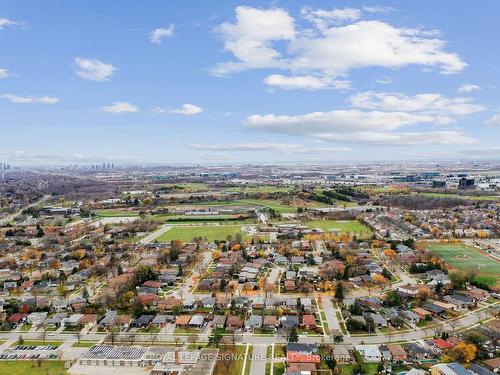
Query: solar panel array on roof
[{"left": 81, "top": 345, "right": 148, "bottom": 360}]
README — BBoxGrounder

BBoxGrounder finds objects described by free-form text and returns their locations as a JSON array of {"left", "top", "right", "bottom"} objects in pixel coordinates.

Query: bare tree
[{"left": 188, "top": 332, "right": 198, "bottom": 348}]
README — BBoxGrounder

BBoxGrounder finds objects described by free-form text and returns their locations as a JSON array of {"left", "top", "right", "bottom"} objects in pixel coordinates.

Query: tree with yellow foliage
[
  {"left": 451, "top": 342, "right": 476, "bottom": 363},
  {"left": 73, "top": 249, "right": 86, "bottom": 260},
  {"left": 476, "top": 230, "right": 488, "bottom": 239}
]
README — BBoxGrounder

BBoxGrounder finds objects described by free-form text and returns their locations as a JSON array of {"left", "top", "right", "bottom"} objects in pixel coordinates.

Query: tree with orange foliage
[
  {"left": 416, "top": 286, "right": 432, "bottom": 303},
  {"left": 372, "top": 274, "right": 387, "bottom": 284},
  {"left": 212, "top": 251, "right": 222, "bottom": 260},
  {"left": 383, "top": 249, "right": 397, "bottom": 260},
  {"left": 230, "top": 244, "right": 241, "bottom": 251}
]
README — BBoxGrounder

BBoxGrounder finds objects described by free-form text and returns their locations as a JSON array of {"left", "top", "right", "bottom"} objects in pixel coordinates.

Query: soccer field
[
  {"left": 156, "top": 225, "right": 249, "bottom": 242},
  {"left": 304, "top": 220, "right": 373, "bottom": 238},
  {"left": 422, "top": 242, "right": 500, "bottom": 287}
]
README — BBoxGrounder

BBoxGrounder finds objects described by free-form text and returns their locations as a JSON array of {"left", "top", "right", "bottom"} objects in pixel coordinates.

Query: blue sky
[{"left": 1, "top": 0, "right": 499, "bottom": 165}]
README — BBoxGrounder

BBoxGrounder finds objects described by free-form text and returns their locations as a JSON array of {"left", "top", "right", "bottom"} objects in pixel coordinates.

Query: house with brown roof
[
  {"left": 387, "top": 344, "right": 407, "bottom": 362},
  {"left": 483, "top": 358, "right": 500, "bottom": 373},
  {"left": 78, "top": 314, "right": 97, "bottom": 331},
  {"left": 301, "top": 314, "right": 317, "bottom": 330},
  {"left": 226, "top": 315, "right": 243, "bottom": 330},
  {"left": 114, "top": 315, "right": 131, "bottom": 330},
  {"left": 174, "top": 315, "right": 192, "bottom": 327},
  {"left": 263, "top": 316, "right": 279, "bottom": 329},
  {"left": 284, "top": 280, "right": 296, "bottom": 291},
  {"left": 287, "top": 363, "right": 317, "bottom": 375},
  {"left": 412, "top": 307, "right": 432, "bottom": 319},
  {"left": 157, "top": 297, "right": 182, "bottom": 312},
  {"left": 137, "top": 293, "right": 160, "bottom": 308}
]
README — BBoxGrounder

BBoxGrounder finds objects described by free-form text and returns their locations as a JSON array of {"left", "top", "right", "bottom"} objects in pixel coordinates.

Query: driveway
[{"left": 249, "top": 344, "right": 267, "bottom": 375}]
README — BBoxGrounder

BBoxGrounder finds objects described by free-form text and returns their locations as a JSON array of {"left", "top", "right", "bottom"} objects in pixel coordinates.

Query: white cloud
[
  {"left": 1, "top": 94, "right": 59, "bottom": 104},
  {"left": 0, "top": 68, "right": 8, "bottom": 79},
  {"left": 289, "top": 20, "right": 465, "bottom": 75},
  {"left": 301, "top": 6, "right": 361, "bottom": 30},
  {"left": 349, "top": 91, "right": 485, "bottom": 116},
  {"left": 243, "top": 109, "right": 475, "bottom": 145},
  {"left": 190, "top": 143, "right": 350, "bottom": 154},
  {"left": 484, "top": 114, "right": 500, "bottom": 126},
  {"left": 0, "top": 18, "right": 17, "bottom": 29},
  {"left": 314, "top": 131, "right": 475, "bottom": 145},
  {"left": 264, "top": 74, "right": 350, "bottom": 90},
  {"left": 362, "top": 5, "right": 396, "bottom": 14},
  {"left": 212, "top": 6, "right": 295, "bottom": 75},
  {"left": 171, "top": 103, "right": 203, "bottom": 115},
  {"left": 75, "top": 57, "right": 116, "bottom": 82},
  {"left": 101, "top": 101, "right": 138, "bottom": 113},
  {"left": 457, "top": 84, "right": 480, "bottom": 93},
  {"left": 150, "top": 24, "right": 174, "bottom": 44},
  {"left": 213, "top": 6, "right": 466, "bottom": 79}
]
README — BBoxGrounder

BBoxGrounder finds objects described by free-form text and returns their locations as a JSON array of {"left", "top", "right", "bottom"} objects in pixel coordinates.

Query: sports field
[
  {"left": 236, "top": 198, "right": 335, "bottom": 213},
  {"left": 422, "top": 242, "right": 500, "bottom": 287},
  {"left": 304, "top": 220, "right": 373, "bottom": 238},
  {"left": 95, "top": 209, "right": 140, "bottom": 217},
  {"left": 156, "top": 225, "right": 249, "bottom": 242}
]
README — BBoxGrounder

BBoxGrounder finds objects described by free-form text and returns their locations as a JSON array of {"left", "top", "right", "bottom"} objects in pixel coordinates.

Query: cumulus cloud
[
  {"left": 0, "top": 68, "right": 8, "bottom": 79},
  {"left": 75, "top": 57, "right": 116, "bottom": 82},
  {"left": 1, "top": 94, "right": 59, "bottom": 104},
  {"left": 211, "top": 6, "right": 295, "bottom": 75},
  {"left": 484, "top": 114, "right": 500, "bottom": 126},
  {"left": 150, "top": 24, "right": 174, "bottom": 44},
  {"left": 101, "top": 101, "right": 138, "bottom": 113},
  {"left": 212, "top": 6, "right": 466, "bottom": 80},
  {"left": 264, "top": 74, "right": 350, "bottom": 90},
  {"left": 458, "top": 84, "right": 480, "bottom": 93},
  {"left": 171, "top": 103, "right": 203, "bottom": 115},
  {"left": 190, "top": 143, "right": 350, "bottom": 154},
  {"left": 349, "top": 92, "right": 485, "bottom": 116},
  {"left": 243, "top": 109, "right": 476, "bottom": 145}
]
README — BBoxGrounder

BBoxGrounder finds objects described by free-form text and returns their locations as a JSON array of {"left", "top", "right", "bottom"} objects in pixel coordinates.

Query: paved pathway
[{"left": 138, "top": 224, "right": 172, "bottom": 244}]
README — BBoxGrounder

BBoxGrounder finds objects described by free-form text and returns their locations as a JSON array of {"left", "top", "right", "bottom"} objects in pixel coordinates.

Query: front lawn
[{"left": 0, "top": 361, "right": 67, "bottom": 375}]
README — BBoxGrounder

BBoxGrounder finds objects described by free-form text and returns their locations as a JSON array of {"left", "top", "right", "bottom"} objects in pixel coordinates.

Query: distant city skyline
[{"left": 1, "top": 1, "right": 500, "bottom": 165}]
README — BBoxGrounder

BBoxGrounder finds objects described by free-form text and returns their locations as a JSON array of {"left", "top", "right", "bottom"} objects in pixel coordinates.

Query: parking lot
[{"left": 0, "top": 344, "right": 59, "bottom": 360}]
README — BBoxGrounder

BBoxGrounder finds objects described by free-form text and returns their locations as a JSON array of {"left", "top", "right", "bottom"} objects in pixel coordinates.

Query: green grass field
[
  {"left": 95, "top": 210, "right": 140, "bottom": 217},
  {"left": 414, "top": 192, "right": 500, "bottom": 201},
  {"left": 226, "top": 185, "right": 297, "bottom": 193},
  {"left": 164, "top": 214, "right": 258, "bottom": 224},
  {"left": 156, "top": 225, "right": 249, "bottom": 242},
  {"left": 0, "top": 361, "right": 67, "bottom": 375},
  {"left": 304, "top": 220, "right": 373, "bottom": 238},
  {"left": 422, "top": 242, "right": 500, "bottom": 287},
  {"left": 236, "top": 198, "right": 336, "bottom": 213}
]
